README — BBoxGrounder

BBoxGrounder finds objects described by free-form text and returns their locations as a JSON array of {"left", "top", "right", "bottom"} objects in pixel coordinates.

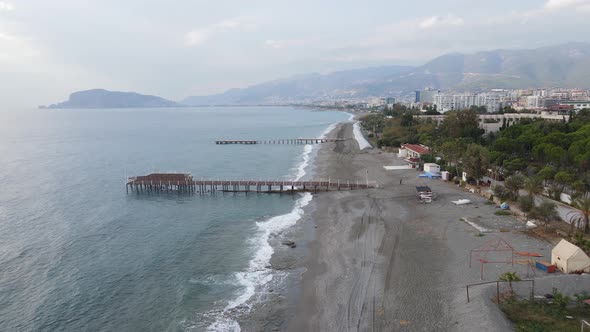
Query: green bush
[
  {"left": 519, "top": 196, "right": 535, "bottom": 213},
  {"left": 492, "top": 185, "right": 510, "bottom": 201},
  {"left": 551, "top": 289, "right": 571, "bottom": 311},
  {"left": 495, "top": 210, "right": 511, "bottom": 216}
]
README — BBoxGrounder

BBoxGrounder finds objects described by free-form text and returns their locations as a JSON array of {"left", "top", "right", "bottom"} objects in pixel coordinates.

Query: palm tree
[
  {"left": 505, "top": 175, "right": 525, "bottom": 201},
  {"left": 568, "top": 197, "right": 590, "bottom": 234},
  {"left": 524, "top": 176, "right": 544, "bottom": 199},
  {"left": 499, "top": 272, "right": 521, "bottom": 295}
]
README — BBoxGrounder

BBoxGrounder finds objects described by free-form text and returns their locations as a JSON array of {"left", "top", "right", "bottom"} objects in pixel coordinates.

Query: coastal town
[
  {"left": 4, "top": 1, "right": 590, "bottom": 331},
  {"left": 327, "top": 89, "right": 590, "bottom": 330},
  {"left": 304, "top": 87, "right": 590, "bottom": 114}
]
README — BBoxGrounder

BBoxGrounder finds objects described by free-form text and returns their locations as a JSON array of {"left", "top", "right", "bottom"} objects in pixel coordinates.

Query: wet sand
[{"left": 285, "top": 122, "right": 552, "bottom": 331}]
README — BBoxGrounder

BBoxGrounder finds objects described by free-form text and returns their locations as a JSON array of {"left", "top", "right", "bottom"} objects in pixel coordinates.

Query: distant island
[{"left": 40, "top": 89, "right": 183, "bottom": 109}]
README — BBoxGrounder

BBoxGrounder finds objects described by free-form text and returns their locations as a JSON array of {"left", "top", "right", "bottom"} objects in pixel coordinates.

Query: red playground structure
[{"left": 469, "top": 237, "right": 515, "bottom": 280}]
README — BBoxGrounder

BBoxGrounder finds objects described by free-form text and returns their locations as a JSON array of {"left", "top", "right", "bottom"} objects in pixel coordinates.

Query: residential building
[
  {"left": 525, "top": 96, "right": 543, "bottom": 109},
  {"left": 399, "top": 144, "right": 431, "bottom": 158}
]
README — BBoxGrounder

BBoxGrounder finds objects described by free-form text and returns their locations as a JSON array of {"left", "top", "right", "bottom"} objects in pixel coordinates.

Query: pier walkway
[
  {"left": 126, "top": 173, "right": 376, "bottom": 194},
  {"left": 215, "top": 138, "right": 346, "bottom": 145}
]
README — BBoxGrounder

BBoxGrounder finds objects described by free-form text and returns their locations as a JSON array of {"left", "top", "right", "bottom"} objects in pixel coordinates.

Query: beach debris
[
  {"left": 526, "top": 220, "right": 537, "bottom": 228},
  {"left": 399, "top": 320, "right": 411, "bottom": 326},
  {"left": 281, "top": 240, "right": 296, "bottom": 248},
  {"left": 452, "top": 199, "right": 471, "bottom": 205},
  {"left": 462, "top": 217, "right": 492, "bottom": 233},
  {"left": 500, "top": 202, "right": 509, "bottom": 210},
  {"left": 516, "top": 251, "right": 542, "bottom": 257},
  {"left": 383, "top": 165, "right": 412, "bottom": 170}
]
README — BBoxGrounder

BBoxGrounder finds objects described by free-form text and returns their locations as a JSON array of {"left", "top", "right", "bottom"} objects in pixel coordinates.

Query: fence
[{"left": 466, "top": 279, "right": 535, "bottom": 303}]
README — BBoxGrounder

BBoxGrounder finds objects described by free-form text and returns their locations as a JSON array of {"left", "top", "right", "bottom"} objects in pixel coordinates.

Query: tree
[
  {"left": 499, "top": 272, "right": 521, "bottom": 295},
  {"left": 440, "top": 109, "right": 483, "bottom": 140},
  {"left": 554, "top": 171, "right": 574, "bottom": 186},
  {"left": 438, "top": 138, "right": 467, "bottom": 177},
  {"left": 504, "top": 174, "right": 525, "bottom": 201},
  {"left": 568, "top": 197, "right": 590, "bottom": 234},
  {"left": 462, "top": 144, "right": 490, "bottom": 183},
  {"left": 524, "top": 177, "right": 544, "bottom": 198},
  {"left": 538, "top": 166, "right": 556, "bottom": 184},
  {"left": 493, "top": 185, "right": 510, "bottom": 201},
  {"left": 400, "top": 113, "right": 414, "bottom": 127},
  {"left": 529, "top": 201, "right": 559, "bottom": 232},
  {"left": 360, "top": 114, "right": 385, "bottom": 135},
  {"left": 518, "top": 195, "right": 534, "bottom": 213}
]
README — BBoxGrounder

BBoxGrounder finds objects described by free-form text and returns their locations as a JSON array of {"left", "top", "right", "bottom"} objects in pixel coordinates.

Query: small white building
[
  {"left": 551, "top": 239, "right": 590, "bottom": 273},
  {"left": 423, "top": 163, "right": 440, "bottom": 174},
  {"left": 397, "top": 148, "right": 408, "bottom": 158}
]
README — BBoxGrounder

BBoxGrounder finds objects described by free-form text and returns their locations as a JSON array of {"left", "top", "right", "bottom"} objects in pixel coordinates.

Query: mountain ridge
[{"left": 184, "top": 42, "right": 590, "bottom": 105}]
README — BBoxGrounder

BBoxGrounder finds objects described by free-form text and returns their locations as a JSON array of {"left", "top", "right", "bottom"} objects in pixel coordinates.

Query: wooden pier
[
  {"left": 215, "top": 138, "right": 346, "bottom": 145},
  {"left": 126, "top": 173, "right": 377, "bottom": 194}
]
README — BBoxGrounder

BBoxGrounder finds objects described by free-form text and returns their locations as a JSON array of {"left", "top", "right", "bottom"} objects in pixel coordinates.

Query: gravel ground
[{"left": 245, "top": 122, "right": 559, "bottom": 331}]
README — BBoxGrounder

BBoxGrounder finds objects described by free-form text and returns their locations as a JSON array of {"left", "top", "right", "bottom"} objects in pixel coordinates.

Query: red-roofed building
[{"left": 399, "top": 144, "right": 431, "bottom": 159}]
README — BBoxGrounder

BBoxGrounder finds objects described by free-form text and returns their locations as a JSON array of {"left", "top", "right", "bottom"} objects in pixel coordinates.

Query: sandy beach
[
  {"left": 289, "top": 121, "right": 558, "bottom": 332},
  {"left": 242, "top": 121, "right": 555, "bottom": 331}
]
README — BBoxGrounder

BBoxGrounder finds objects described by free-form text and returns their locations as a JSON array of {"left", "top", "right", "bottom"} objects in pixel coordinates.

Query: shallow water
[{"left": 0, "top": 106, "right": 349, "bottom": 331}]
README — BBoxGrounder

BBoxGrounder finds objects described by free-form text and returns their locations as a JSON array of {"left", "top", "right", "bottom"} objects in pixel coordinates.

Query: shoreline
[
  {"left": 282, "top": 122, "right": 553, "bottom": 331},
  {"left": 232, "top": 119, "right": 352, "bottom": 331},
  {"left": 238, "top": 113, "right": 554, "bottom": 331}
]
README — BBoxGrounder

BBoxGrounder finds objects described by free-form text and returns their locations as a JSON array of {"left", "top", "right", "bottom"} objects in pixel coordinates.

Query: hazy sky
[{"left": 0, "top": 0, "right": 589, "bottom": 107}]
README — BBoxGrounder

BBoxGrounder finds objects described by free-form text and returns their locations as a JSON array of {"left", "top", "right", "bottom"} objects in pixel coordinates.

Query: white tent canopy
[{"left": 551, "top": 239, "right": 590, "bottom": 273}]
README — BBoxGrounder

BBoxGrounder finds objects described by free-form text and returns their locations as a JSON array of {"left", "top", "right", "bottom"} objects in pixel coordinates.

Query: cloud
[
  {"left": 0, "top": 1, "right": 13, "bottom": 11},
  {"left": 185, "top": 17, "right": 257, "bottom": 47},
  {"left": 544, "top": 0, "right": 589, "bottom": 10},
  {"left": 0, "top": 31, "right": 16, "bottom": 41},
  {"left": 419, "top": 14, "right": 464, "bottom": 30},
  {"left": 264, "top": 39, "right": 310, "bottom": 49}
]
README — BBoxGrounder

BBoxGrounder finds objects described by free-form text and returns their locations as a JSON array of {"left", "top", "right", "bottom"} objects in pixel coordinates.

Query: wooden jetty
[
  {"left": 215, "top": 138, "right": 346, "bottom": 145},
  {"left": 126, "top": 173, "right": 377, "bottom": 194}
]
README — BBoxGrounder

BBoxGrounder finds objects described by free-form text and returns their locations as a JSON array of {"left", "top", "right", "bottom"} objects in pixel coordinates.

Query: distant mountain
[
  {"left": 183, "top": 43, "right": 590, "bottom": 105},
  {"left": 369, "top": 42, "right": 590, "bottom": 93},
  {"left": 182, "top": 66, "right": 415, "bottom": 105},
  {"left": 43, "top": 89, "right": 182, "bottom": 109}
]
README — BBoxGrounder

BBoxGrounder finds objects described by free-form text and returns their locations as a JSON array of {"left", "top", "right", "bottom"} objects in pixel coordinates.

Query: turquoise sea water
[{"left": 0, "top": 107, "right": 350, "bottom": 331}]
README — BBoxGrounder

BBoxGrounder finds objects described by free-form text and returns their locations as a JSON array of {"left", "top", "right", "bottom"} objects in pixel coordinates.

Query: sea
[{"left": 0, "top": 106, "right": 351, "bottom": 331}]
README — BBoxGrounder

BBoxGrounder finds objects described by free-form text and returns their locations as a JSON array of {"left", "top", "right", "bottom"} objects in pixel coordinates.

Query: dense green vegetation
[
  {"left": 360, "top": 106, "right": 590, "bottom": 233},
  {"left": 501, "top": 289, "right": 590, "bottom": 332}
]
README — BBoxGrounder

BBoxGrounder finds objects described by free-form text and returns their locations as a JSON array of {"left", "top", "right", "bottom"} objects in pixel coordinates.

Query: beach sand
[{"left": 242, "top": 122, "right": 553, "bottom": 331}]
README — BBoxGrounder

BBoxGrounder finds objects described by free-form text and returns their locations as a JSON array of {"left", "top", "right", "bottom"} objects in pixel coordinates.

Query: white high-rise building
[
  {"left": 433, "top": 92, "right": 505, "bottom": 113},
  {"left": 526, "top": 96, "right": 542, "bottom": 109}
]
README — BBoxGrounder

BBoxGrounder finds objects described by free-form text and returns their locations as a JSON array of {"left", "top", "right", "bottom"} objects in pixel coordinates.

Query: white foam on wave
[
  {"left": 206, "top": 193, "right": 313, "bottom": 331},
  {"left": 206, "top": 123, "right": 337, "bottom": 331},
  {"left": 293, "top": 144, "right": 313, "bottom": 182},
  {"left": 353, "top": 121, "right": 372, "bottom": 150}
]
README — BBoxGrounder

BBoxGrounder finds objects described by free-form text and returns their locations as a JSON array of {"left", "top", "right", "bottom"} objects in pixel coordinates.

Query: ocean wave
[
  {"left": 206, "top": 193, "right": 313, "bottom": 331},
  {"left": 206, "top": 121, "right": 338, "bottom": 331}
]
